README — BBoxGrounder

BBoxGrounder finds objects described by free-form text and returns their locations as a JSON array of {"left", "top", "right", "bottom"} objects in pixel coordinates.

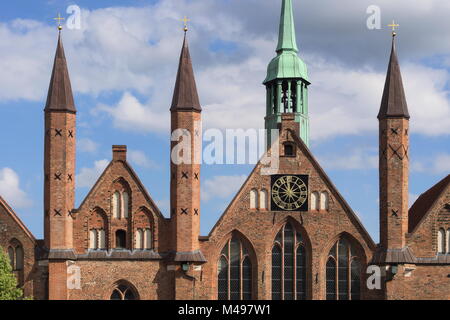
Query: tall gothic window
[
  {"left": 218, "top": 236, "right": 253, "bottom": 300},
  {"left": 272, "top": 223, "right": 307, "bottom": 300},
  {"left": 326, "top": 238, "right": 361, "bottom": 300},
  {"left": 112, "top": 192, "right": 120, "bottom": 219}
]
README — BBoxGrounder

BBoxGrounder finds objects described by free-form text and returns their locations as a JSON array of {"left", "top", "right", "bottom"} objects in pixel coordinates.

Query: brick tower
[
  {"left": 44, "top": 30, "right": 76, "bottom": 299},
  {"left": 378, "top": 34, "right": 410, "bottom": 251},
  {"left": 170, "top": 30, "right": 205, "bottom": 298}
]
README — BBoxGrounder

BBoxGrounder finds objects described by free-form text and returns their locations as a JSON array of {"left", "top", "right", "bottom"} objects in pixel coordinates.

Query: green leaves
[{"left": 0, "top": 248, "right": 23, "bottom": 300}]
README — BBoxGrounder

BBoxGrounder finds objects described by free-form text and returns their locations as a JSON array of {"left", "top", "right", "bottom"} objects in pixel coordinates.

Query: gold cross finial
[
  {"left": 181, "top": 16, "right": 190, "bottom": 32},
  {"left": 54, "top": 13, "right": 65, "bottom": 31},
  {"left": 388, "top": 20, "right": 399, "bottom": 37}
]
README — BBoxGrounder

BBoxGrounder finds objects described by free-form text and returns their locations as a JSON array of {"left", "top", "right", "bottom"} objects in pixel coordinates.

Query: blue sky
[{"left": 0, "top": 0, "right": 449, "bottom": 243}]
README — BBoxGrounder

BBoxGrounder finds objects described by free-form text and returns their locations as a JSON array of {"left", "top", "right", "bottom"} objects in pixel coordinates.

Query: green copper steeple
[{"left": 264, "top": 0, "right": 310, "bottom": 147}]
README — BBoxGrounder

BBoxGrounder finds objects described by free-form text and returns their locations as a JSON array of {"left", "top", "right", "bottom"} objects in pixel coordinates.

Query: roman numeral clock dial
[{"left": 271, "top": 175, "right": 308, "bottom": 211}]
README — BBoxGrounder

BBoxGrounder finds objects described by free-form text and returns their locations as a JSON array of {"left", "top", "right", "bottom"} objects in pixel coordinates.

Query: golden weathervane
[
  {"left": 388, "top": 20, "right": 400, "bottom": 37},
  {"left": 54, "top": 13, "right": 65, "bottom": 31}
]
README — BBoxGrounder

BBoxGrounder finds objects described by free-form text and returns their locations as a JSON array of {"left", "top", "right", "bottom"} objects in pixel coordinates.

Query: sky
[{"left": 0, "top": 0, "right": 449, "bottom": 243}]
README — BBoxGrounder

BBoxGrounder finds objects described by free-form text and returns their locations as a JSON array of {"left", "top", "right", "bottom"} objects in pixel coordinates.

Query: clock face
[{"left": 271, "top": 175, "right": 308, "bottom": 211}]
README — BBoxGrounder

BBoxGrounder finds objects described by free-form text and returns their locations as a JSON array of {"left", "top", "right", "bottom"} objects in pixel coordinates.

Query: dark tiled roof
[
  {"left": 170, "top": 33, "right": 201, "bottom": 112},
  {"left": 377, "top": 36, "right": 409, "bottom": 120},
  {"left": 45, "top": 32, "right": 76, "bottom": 113},
  {"left": 48, "top": 249, "right": 77, "bottom": 260},
  {"left": 76, "top": 250, "right": 164, "bottom": 261},
  {"left": 173, "top": 250, "right": 207, "bottom": 263},
  {"left": 409, "top": 174, "right": 450, "bottom": 233},
  {"left": 371, "top": 247, "right": 416, "bottom": 264},
  {"left": 372, "top": 246, "right": 450, "bottom": 265}
]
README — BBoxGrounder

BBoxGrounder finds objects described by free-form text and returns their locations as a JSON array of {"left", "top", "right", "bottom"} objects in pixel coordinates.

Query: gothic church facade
[{"left": 0, "top": 0, "right": 449, "bottom": 300}]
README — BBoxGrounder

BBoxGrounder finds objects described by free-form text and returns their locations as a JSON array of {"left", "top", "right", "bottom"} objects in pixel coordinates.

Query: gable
[
  {"left": 77, "top": 159, "right": 164, "bottom": 220},
  {"left": 208, "top": 122, "right": 376, "bottom": 251},
  {"left": 409, "top": 174, "right": 450, "bottom": 233},
  {"left": 0, "top": 196, "right": 36, "bottom": 243}
]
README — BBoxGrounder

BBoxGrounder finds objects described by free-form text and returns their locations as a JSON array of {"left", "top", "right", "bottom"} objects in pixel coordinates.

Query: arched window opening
[
  {"left": 284, "top": 143, "right": 295, "bottom": 157},
  {"left": 311, "top": 192, "right": 319, "bottom": 211},
  {"left": 438, "top": 228, "right": 445, "bottom": 254},
  {"left": 112, "top": 192, "right": 120, "bottom": 219},
  {"left": 7, "top": 246, "right": 15, "bottom": 269},
  {"left": 447, "top": 229, "right": 450, "bottom": 254},
  {"left": 122, "top": 192, "right": 129, "bottom": 219},
  {"left": 135, "top": 229, "right": 143, "bottom": 250},
  {"left": 260, "top": 189, "right": 268, "bottom": 210},
  {"left": 271, "top": 223, "right": 307, "bottom": 300},
  {"left": 110, "top": 283, "right": 138, "bottom": 300},
  {"left": 250, "top": 189, "right": 258, "bottom": 209},
  {"left": 89, "top": 229, "right": 98, "bottom": 250},
  {"left": 98, "top": 229, "right": 106, "bottom": 250},
  {"left": 320, "top": 192, "right": 329, "bottom": 210},
  {"left": 217, "top": 236, "right": 253, "bottom": 300},
  {"left": 144, "top": 228, "right": 152, "bottom": 250},
  {"left": 326, "top": 238, "right": 361, "bottom": 300},
  {"left": 15, "top": 246, "right": 24, "bottom": 271},
  {"left": 115, "top": 230, "right": 127, "bottom": 249}
]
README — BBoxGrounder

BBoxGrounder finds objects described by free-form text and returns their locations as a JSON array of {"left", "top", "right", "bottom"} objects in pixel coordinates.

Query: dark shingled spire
[
  {"left": 378, "top": 36, "right": 409, "bottom": 120},
  {"left": 45, "top": 32, "right": 76, "bottom": 113},
  {"left": 170, "top": 33, "right": 201, "bottom": 112}
]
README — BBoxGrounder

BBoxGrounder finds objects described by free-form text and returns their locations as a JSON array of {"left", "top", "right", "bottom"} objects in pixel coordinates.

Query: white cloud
[
  {"left": 202, "top": 174, "right": 247, "bottom": 201},
  {"left": 93, "top": 92, "right": 170, "bottom": 133},
  {"left": 78, "top": 138, "right": 98, "bottom": 153},
  {"left": 128, "top": 149, "right": 157, "bottom": 168},
  {"left": 76, "top": 159, "right": 109, "bottom": 188},
  {"left": 432, "top": 154, "right": 450, "bottom": 173},
  {"left": 411, "top": 153, "right": 450, "bottom": 174},
  {"left": 0, "top": 168, "right": 32, "bottom": 208},
  {"left": 317, "top": 148, "right": 378, "bottom": 170}
]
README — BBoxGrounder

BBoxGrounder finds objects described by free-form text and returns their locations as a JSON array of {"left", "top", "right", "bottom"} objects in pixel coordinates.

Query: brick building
[{"left": 0, "top": 0, "right": 449, "bottom": 300}]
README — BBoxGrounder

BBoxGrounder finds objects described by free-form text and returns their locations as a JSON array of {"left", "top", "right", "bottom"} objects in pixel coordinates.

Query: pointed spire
[
  {"left": 378, "top": 35, "right": 409, "bottom": 119},
  {"left": 276, "top": 0, "right": 299, "bottom": 53},
  {"left": 45, "top": 31, "right": 76, "bottom": 113},
  {"left": 170, "top": 33, "right": 201, "bottom": 112}
]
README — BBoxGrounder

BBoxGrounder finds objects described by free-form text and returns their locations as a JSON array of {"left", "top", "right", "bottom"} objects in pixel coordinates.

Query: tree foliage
[{"left": 0, "top": 247, "right": 23, "bottom": 300}]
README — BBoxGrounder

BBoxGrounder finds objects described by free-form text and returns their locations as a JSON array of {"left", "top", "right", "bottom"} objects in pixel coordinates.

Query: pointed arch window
[
  {"left": 217, "top": 236, "right": 253, "bottom": 300},
  {"left": 7, "top": 240, "right": 24, "bottom": 271},
  {"left": 110, "top": 282, "right": 138, "bottom": 300},
  {"left": 437, "top": 228, "right": 445, "bottom": 254},
  {"left": 122, "top": 192, "right": 129, "bottom": 218},
  {"left": 89, "top": 229, "right": 98, "bottom": 249},
  {"left": 271, "top": 223, "right": 307, "bottom": 300},
  {"left": 311, "top": 192, "right": 319, "bottom": 211},
  {"left": 326, "top": 238, "right": 361, "bottom": 300},
  {"left": 112, "top": 192, "right": 120, "bottom": 219},
  {"left": 447, "top": 229, "right": 450, "bottom": 254},
  {"left": 7, "top": 246, "right": 15, "bottom": 269},
  {"left": 320, "top": 191, "right": 329, "bottom": 210},
  {"left": 250, "top": 189, "right": 258, "bottom": 209},
  {"left": 260, "top": 189, "right": 268, "bottom": 210}
]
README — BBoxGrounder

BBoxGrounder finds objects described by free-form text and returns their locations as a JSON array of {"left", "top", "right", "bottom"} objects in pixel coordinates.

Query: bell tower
[
  {"left": 264, "top": 0, "right": 310, "bottom": 148},
  {"left": 44, "top": 29, "right": 76, "bottom": 299}
]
